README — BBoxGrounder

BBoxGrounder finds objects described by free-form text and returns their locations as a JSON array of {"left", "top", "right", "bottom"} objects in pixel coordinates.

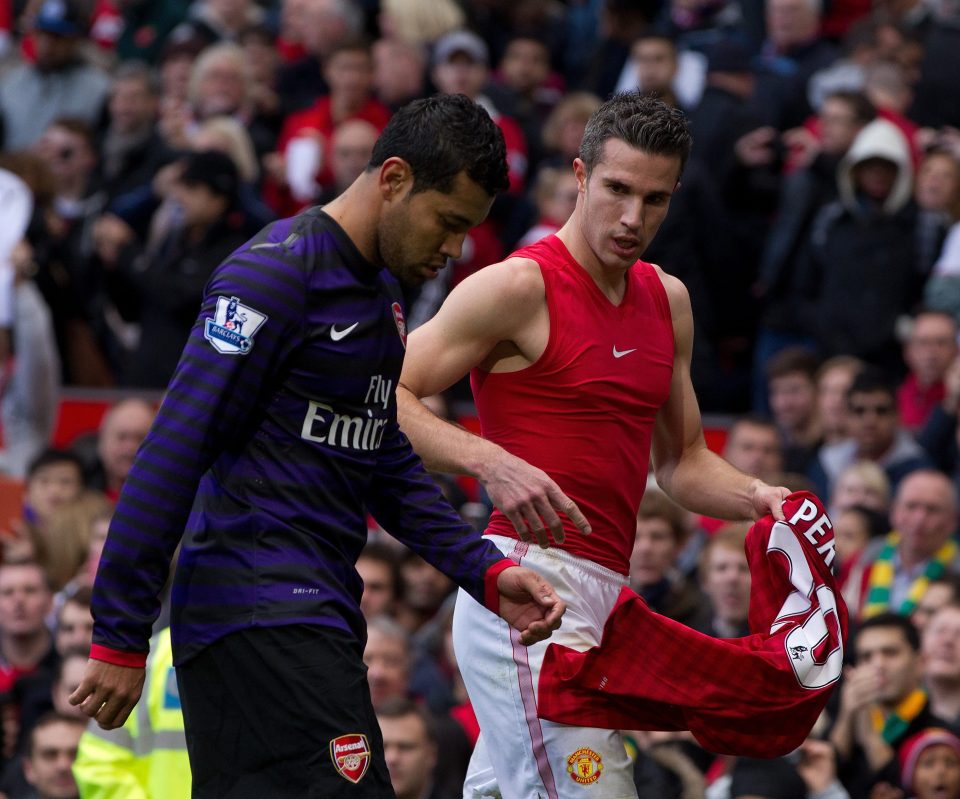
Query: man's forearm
[
  {"left": 396, "top": 386, "right": 501, "bottom": 477},
  {"left": 656, "top": 445, "right": 760, "bottom": 520}
]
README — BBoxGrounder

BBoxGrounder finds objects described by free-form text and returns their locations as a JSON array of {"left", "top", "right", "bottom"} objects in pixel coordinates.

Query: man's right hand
[
  {"left": 479, "top": 448, "right": 591, "bottom": 548},
  {"left": 837, "top": 665, "right": 882, "bottom": 717},
  {"left": 69, "top": 659, "right": 146, "bottom": 730}
]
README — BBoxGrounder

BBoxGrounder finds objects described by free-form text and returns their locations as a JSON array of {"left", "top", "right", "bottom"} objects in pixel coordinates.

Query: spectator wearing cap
[
  {"left": 898, "top": 728, "right": 960, "bottom": 798},
  {"left": 431, "top": 29, "right": 528, "bottom": 194},
  {"left": 93, "top": 151, "right": 248, "bottom": 388},
  {"left": 0, "top": 0, "right": 110, "bottom": 151}
]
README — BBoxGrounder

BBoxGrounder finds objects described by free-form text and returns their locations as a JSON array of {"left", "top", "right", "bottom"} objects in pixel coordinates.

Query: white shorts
[{"left": 452, "top": 536, "right": 637, "bottom": 799}]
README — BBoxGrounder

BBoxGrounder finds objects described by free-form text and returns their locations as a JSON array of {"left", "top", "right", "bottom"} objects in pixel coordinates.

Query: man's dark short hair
[
  {"left": 324, "top": 36, "right": 373, "bottom": 65},
  {"left": 854, "top": 611, "right": 921, "bottom": 654},
  {"left": 847, "top": 365, "right": 896, "bottom": 404},
  {"left": 59, "top": 585, "right": 93, "bottom": 616},
  {"left": 27, "top": 449, "right": 85, "bottom": 482},
  {"left": 579, "top": 91, "right": 692, "bottom": 177},
  {"left": 375, "top": 697, "right": 437, "bottom": 743},
  {"left": 357, "top": 541, "right": 401, "bottom": 601},
  {"left": 727, "top": 413, "right": 778, "bottom": 438},
  {"left": 26, "top": 711, "right": 85, "bottom": 759},
  {"left": 368, "top": 94, "right": 509, "bottom": 197},
  {"left": 823, "top": 89, "right": 876, "bottom": 126},
  {"left": 766, "top": 347, "right": 820, "bottom": 383}
]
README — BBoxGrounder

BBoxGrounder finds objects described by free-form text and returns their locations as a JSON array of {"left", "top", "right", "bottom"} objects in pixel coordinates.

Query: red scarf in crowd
[{"left": 537, "top": 492, "right": 847, "bottom": 758}]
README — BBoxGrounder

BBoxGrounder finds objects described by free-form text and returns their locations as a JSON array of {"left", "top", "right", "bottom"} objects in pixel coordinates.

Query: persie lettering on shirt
[{"left": 787, "top": 498, "right": 836, "bottom": 568}]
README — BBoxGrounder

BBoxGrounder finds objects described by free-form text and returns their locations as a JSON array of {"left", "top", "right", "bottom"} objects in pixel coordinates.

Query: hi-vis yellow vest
[{"left": 74, "top": 628, "right": 191, "bottom": 798}]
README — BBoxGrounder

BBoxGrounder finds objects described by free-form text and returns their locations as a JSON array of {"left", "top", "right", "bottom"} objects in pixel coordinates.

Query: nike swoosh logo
[
  {"left": 612, "top": 346, "right": 637, "bottom": 358},
  {"left": 330, "top": 322, "right": 359, "bottom": 341}
]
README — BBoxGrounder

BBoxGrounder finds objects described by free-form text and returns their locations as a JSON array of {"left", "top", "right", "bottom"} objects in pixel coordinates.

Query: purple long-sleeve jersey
[{"left": 91, "top": 208, "right": 510, "bottom": 666}]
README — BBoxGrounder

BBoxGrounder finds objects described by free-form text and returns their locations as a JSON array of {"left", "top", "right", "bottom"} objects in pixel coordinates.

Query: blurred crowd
[{"left": 2, "top": 0, "right": 960, "bottom": 796}]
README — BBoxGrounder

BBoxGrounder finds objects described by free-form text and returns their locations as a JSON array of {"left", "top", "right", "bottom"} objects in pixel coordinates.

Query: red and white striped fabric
[{"left": 537, "top": 492, "right": 848, "bottom": 758}]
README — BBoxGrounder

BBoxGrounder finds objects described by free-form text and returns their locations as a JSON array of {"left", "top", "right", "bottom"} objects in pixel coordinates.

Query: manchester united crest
[
  {"left": 567, "top": 747, "right": 603, "bottom": 784},
  {"left": 330, "top": 733, "right": 371, "bottom": 783}
]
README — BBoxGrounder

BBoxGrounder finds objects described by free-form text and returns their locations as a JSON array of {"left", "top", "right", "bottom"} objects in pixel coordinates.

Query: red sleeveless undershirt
[{"left": 471, "top": 235, "right": 675, "bottom": 574}]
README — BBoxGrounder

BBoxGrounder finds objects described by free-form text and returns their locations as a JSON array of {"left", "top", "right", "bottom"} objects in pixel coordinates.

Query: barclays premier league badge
[
  {"left": 330, "top": 733, "right": 371, "bottom": 783},
  {"left": 204, "top": 296, "right": 267, "bottom": 355}
]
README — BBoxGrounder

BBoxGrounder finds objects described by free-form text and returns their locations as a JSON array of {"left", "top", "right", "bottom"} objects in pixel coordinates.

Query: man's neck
[
  {"left": 1, "top": 630, "right": 51, "bottom": 670},
  {"left": 928, "top": 676, "right": 960, "bottom": 721},
  {"left": 856, "top": 439, "right": 894, "bottom": 463},
  {"left": 397, "top": 782, "right": 433, "bottom": 799},
  {"left": 555, "top": 215, "right": 629, "bottom": 304},
  {"left": 322, "top": 178, "right": 382, "bottom": 267},
  {"left": 786, "top": 419, "right": 822, "bottom": 448},
  {"left": 331, "top": 93, "right": 366, "bottom": 124},
  {"left": 897, "top": 545, "right": 925, "bottom": 573}
]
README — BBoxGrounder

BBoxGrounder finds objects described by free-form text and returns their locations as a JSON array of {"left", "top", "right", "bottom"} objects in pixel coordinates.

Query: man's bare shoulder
[
  {"left": 647, "top": 263, "right": 691, "bottom": 318},
  {"left": 475, "top": 256, "right": 544, "bottom": 295},
  {"left": 456, "top": 256, "right": 546, "bottom": 314}
]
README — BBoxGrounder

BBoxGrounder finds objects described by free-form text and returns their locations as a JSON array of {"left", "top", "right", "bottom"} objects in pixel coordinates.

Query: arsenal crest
[
  {"left": 391, "top": 302, "right": 407, "bottom": 348},
  {"left": 330, "top": 733, "right": 371, "bottom": 783}
]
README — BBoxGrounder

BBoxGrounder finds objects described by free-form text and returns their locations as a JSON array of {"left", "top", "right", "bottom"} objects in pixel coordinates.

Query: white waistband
[{"left": 485, "top": 534, "right": 629, "bottom": 586}]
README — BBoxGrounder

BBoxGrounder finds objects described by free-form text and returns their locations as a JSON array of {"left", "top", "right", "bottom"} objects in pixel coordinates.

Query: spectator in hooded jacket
[{"left": 795, "top": 117, "right": 922, "bottom": 373}]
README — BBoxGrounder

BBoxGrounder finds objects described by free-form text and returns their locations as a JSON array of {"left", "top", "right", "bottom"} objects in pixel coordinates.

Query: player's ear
[
  {"left": 572, "top": 158, "right": 587, "bottom": 193},
  {"left": 379, "top": 158, "right": 412, "bottom": 200}
]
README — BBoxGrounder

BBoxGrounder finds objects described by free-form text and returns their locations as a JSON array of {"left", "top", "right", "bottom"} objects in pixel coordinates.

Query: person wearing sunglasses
[{"left": 808, "top": 365, "right": 933, "bottom": 502}]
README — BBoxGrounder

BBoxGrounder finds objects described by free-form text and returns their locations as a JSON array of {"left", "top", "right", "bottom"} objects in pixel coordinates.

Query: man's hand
[
  {"left": 749, "top": 479, "right": 790, "bottom": 521},
  {"left": 795, "top": 739, "right": 839, "bottom": 794},
  {"left": 69, "top": 659, "right": 145, "bottom": 730},
  {"left": 480, "top": 449, "right": 591, "bottom": 548},
  {"left": 868, "top": 783, "right": 905, "bottom": 799},
  {"left": 496, "top": 566, "right": 566, "bottom": 645},
  {"left": 837, "top": 665, "right": 881, "bottom": 716}
]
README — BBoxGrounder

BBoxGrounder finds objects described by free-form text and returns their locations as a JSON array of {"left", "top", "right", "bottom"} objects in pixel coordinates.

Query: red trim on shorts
[
  {"left": 483, "top": 558, "right": 517, "bottom": 615},
  {"left": 89, "top": 644, "right": 147, "bottom": 669},
  {"left": 509, "top": 542, "right": 559, "bottom": 797}
]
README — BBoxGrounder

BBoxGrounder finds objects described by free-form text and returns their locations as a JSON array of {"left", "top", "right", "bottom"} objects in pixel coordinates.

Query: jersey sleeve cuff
[
  {"left": 483, "top": 559, "right": 518, "bottom": 616},
  {"left": 89, "top": 644, "right": 148, "bottom": 669}
]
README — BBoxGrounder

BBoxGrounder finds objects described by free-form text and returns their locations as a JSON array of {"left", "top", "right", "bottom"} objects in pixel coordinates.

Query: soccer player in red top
[{"left": 397, "top": 92, "right": 790, "bottom": 799}]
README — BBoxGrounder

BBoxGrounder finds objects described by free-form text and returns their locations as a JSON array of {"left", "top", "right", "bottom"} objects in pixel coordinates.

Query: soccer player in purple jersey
[{"left": 70, "top": 95, "right": 565, "bottom": 798}]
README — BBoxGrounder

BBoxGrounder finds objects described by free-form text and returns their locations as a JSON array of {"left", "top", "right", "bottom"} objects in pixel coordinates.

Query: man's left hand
[
  {"left": 750, "top": 479, "right": 791, "bottom": 521},
  {"left": 496, "top": 566, "right": 565, "bottom": 645}
]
